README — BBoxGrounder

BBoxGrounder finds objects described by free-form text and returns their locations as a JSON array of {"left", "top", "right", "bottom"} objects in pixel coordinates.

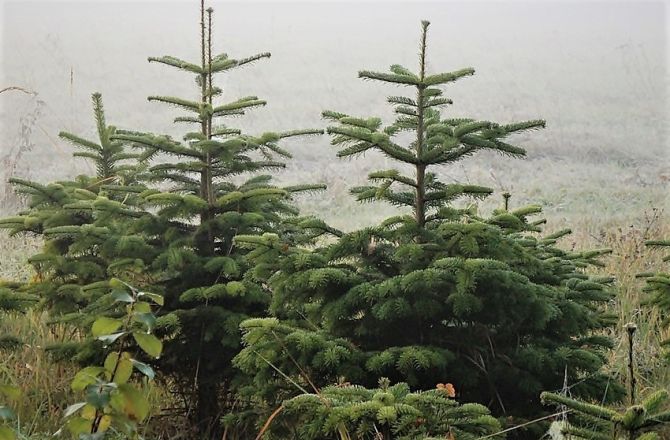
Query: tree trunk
[{"left": 196, "top": 377, "right": 223, "bottom": 439}]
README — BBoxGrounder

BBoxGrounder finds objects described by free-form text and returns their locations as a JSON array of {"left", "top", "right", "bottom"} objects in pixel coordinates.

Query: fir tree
[
  {"left": 235, "top": 21, "right": 620, "bottom": 439},
  {"left": 265, "top": 378, "right": 502, "bottom": 440},
  {"left": 0, "top": 93, "right": 150, "bottom": 353},
  {"left": 106, "top": 2, "right": 323, "bottom": 436}
]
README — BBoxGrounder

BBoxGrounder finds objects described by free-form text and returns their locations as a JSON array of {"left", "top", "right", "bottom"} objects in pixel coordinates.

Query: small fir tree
[
  {"left": 0, "top": 93, "right": 152, "bottom": 369},
  {"left": 265, "top": 378, "right": 502, "bottom": 440},
  {"left": 235, "top": 21, "right": 621, "bottom": 439},
  {"left": 107, "top": 1, "right": 323, "bottom": 436},
  {"left": 0, "top": 92, "right": 146, "bottom": 315},
  {"left": 0, "top": 93, "right": 150, "bottom": 439}
]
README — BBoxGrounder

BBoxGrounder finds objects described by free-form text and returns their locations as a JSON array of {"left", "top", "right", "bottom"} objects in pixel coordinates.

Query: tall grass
[
  {"left": 597, "top": 210, "right": 670, "bottom": 391},
  {"left": 0, "top": 310, "right": 77, "bottom": 436}
]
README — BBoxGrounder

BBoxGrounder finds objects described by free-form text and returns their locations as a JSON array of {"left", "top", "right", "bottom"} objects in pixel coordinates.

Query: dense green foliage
[
  {"left": 0, "top": 92, "right": 145, "bottom": 310},
  {"left": 1, "top": 4, "right": 655, "bottom": 440},
  {"left": 0, "top": 92, "right": 148, "bottom": 367},
  {"left": 101, "top": 4, "right": 324, "bottom": 436},
  {"left": 234, "top": 20, "right": 623, "bottom": 439},
  {"left": 266, "top": 378, "right": 501, "bottom": 439},
  {"left": 1, "top": 1, "right": 325, "bottom": 436}
]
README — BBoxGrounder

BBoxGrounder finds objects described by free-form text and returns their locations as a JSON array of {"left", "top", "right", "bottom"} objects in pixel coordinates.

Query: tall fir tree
[
  {"left": 108, "top": 2, "right": 323, "bottom": 436},
  {"left": 234, "top": 21, "right": 621, "bottom": 439}
]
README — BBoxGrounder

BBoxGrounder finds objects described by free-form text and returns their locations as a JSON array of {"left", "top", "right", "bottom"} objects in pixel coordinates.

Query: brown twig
[
  {"left": 626, "top": 322, "right": 637, "bottom": 405},
  {"left": 254, "top": 404, "right": 284, "bottom": 440}
]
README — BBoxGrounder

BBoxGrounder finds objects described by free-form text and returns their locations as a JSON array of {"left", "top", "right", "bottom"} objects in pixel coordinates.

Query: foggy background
[{"left": 1, "top": 1, "right": 668, "bottom": 231}]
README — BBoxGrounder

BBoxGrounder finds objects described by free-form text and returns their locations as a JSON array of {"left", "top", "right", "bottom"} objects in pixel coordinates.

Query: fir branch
[
  {"left": 387, "top": 96, "right": 417, "bottom": 107},
  {"left": 358, "top": 70, "right": 420, "bottom": 86},
  {"left": 283, "top": 184, "right": 327, "bottom": 194},
  {"left": 113, "top": 133, "right": 203, "bottom": 159},
  {"left": 278, "top": 129, "right": 324, "bottom": 139},
  {"left": 148, "top": 95, "right": 202, "bottom": 112},
  {"left": 500, "top": 119, "right": 546, "bottom": 134},
  {"left": 422, "top": 68, "right": 475, "bottom": 86},
  {"left": 210, "top": 52, "right": 271, "bottom": 73},
  {"left": 59, "top": 132, "right": 101, "bottom": 152},
  {"left": 212, "top": 97, "right": 267, "bottom": 116},
  {"left": 540, "top": 392, "right": 617, "bottom": 421},
  {"left": 91, "top": 92, "right": 108, "bottom": 142},
  {"left": 148, "top": 55, "right": 203, "bottom": 73}
]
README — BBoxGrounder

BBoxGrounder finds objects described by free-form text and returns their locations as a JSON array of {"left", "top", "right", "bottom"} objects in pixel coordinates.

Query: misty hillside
[{"left": 1, "top": 1, "right": 667, "bottom": 231}]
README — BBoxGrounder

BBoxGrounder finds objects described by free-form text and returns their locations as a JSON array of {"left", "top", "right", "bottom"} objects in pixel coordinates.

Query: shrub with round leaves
[{"left": 58, "top": 279, "right": 162, "bottom": 439}]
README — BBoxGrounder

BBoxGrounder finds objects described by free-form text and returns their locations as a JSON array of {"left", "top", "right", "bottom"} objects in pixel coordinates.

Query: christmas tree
[
  {"left": 235, "top": 20, "right": 621, "bottom": 439},
  {"left": 105, "top": 1, "right": 323, "bottom": 436},
  {"left": 0, "top": 92, "right": 147, "bottom": 324}
]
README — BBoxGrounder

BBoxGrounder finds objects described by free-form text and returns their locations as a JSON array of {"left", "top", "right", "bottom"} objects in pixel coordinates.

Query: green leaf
[
  {"left": 133, "top": 332, "right": 162, "bottom": 358},
  {"left": 85, "top": 383, "right": 111, "bottom": 409},
  {"left": 109, "top": 278, "right": 126, "bottom": 289},
  {"left": 97, "top": 332, "right": 125, "bottom": 346},
  {"left": 131, "top": 359, "right": 155, "bottom": 380},
  {"left": 104, "top": 352, "right": 119, "bottom": 375},
  {"left": 111, "top": 289, "right": 134, "bottom": 303},
  {"left": 0, "top": 406, "right": 15, "bottom": 421},
  {"left": 91, "top": 317, "right": 123, "bottom": 338},
  {"left": 112, "top": 353, "right": 134, "bottom": 384},
  {"left": 137, "top": 291, "right": 164, "bottom": 306},
  {"left": 105, "top": 351, "right": 133, "bottom": 384},
  {"left": 133, "top": 301, "right": 152, "bottom": 313},
  {"left": 0, "top": 386, "right": 20, "bottom": 401},
  {"left": 65, "top": 416, "right": 92, "bottom": 436},
  {"left": 0, "top": 425, "right": 16, "bottom": 440},
  {"left": 71, "top": 366, "right": 106, "bottom": 392},
  {"left": 113, "top": 384, "right": 150, "bottom": 422},
  {"left": 133, "top": 312, "right": 157, "bottom": 332}
]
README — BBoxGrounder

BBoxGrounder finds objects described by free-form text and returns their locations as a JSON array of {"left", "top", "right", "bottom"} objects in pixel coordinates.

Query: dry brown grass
[
  {"left": 0, "top": 310, "right": 78, "bottom": 435},
  {"left": 597, "top": 210, "right": 670, "bottom": 391}
]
